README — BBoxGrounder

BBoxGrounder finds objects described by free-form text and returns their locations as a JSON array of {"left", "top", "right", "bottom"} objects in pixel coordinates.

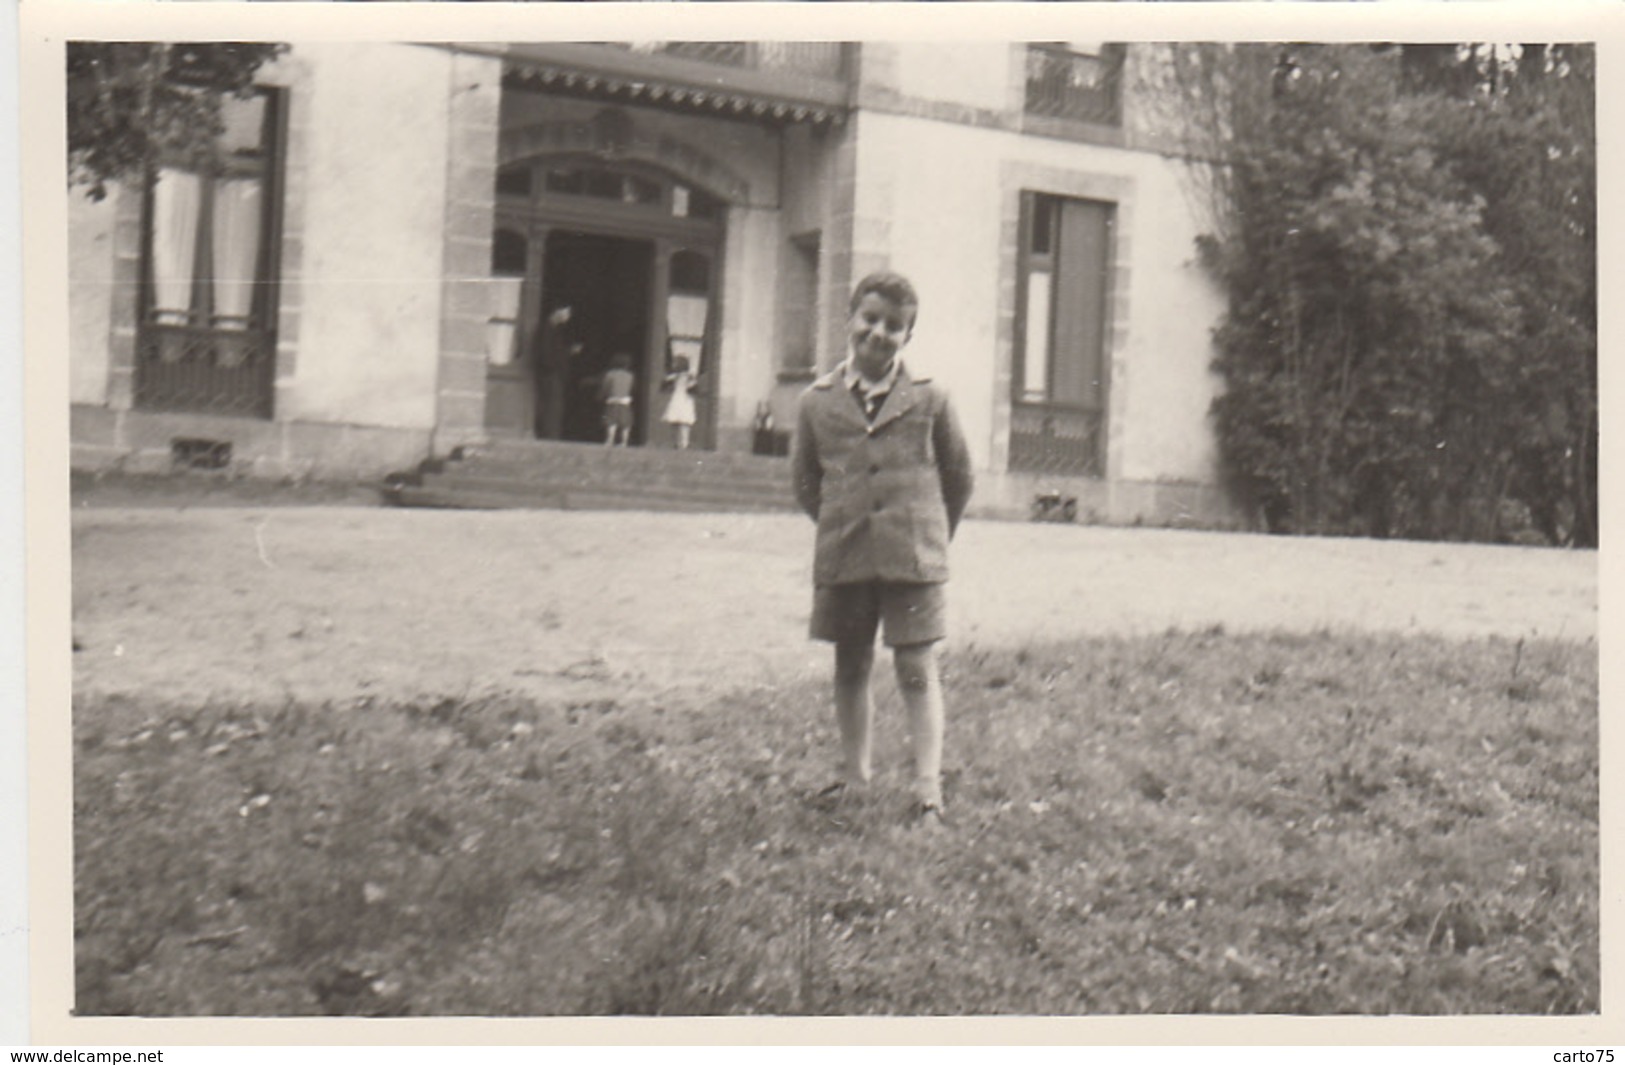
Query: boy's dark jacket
[{"left": 791, "top": 363, "right": 974, "bottom": 586}]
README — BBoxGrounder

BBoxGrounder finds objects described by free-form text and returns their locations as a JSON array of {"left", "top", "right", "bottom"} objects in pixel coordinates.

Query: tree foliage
[
  {"left": 1159, "top": 43, "right": 1596, "bottom": 545},
  {"left": 67, "top": 42, "right": 287, "bottom": 201}
]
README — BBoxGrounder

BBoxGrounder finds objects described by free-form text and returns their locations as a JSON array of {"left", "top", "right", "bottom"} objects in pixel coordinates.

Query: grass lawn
[{"left": 74, "top": 628, "right": 1597, "bottom": 1016}]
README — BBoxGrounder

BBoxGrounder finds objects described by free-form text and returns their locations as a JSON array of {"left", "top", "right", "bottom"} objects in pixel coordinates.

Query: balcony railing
[
  {"left": 607, "top": 42, "right": 846, "bottom": 80},
  {"left": 1009, "top": 402, "right": 1103, "bottom": 476},
  {"left": 500, "top": 42, "right": 851, "bottom": 126},
  {"left": 1024, "top": 44, "right": 1124, "bottom": 127},
  {"left": 135, "top": 319, "right": 276, "bottom": 418}
]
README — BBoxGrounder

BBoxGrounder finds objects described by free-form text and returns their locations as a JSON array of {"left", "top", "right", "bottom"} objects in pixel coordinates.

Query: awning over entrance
[{"left": 487, "top": 42, "right": 850, "bottom": 128}]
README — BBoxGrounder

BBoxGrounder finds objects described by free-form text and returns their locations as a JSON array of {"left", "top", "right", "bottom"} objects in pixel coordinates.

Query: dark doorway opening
[{"left": 539, "top": 231, "right": 654, "bottom": 445}]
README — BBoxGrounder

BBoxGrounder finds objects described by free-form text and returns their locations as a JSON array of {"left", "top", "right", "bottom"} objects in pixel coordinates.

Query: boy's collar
[
  {"left": 842, "top": 356, "right": 902, "bottom": 396},
  {"left": 813, "top": 361, "right": 932, "bottom": 390}
]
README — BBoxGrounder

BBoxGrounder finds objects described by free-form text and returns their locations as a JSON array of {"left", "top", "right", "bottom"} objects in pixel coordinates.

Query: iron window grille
[{"left": 1024, "top": 43, "right": 1125, "bottom": 127}]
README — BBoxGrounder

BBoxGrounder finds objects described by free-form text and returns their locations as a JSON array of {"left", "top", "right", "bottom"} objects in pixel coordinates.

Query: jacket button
[
  {"left": 870, "top": 464, "right": 880, "bottom": 474},
  {"left": 872, "top": 500, "right": 883, "bottom": 512}
]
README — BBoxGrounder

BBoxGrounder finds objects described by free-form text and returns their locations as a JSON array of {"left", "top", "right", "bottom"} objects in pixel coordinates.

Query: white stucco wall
[
  {"left": 859, "top": 113, "right": 1008, "bottom": 473},
  {"left": 279, "top": 43, "right": 454, "bottom": 429},
  {"left": 719, "top": 204, "right": 780, "bottom": 428},
  {"left": 849, "top": 103, "right": 1225, "bottom": 486},
  {"left": 68, "top": 190, "right": 117, "bottom": 406},
  {"left": 1113, "top": 160, "right": 1226, "bottom": 484},
  {"left": 891, "top": 44, "right": 1014, "bottom": 112}
]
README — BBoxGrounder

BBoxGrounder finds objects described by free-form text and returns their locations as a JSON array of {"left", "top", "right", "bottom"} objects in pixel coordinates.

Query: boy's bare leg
[
  {"left": 894, "top": 641, "right": 944, "bottom": 808},
  {"left": 833, "top": 638, "right": 876, "bottom": 787}
]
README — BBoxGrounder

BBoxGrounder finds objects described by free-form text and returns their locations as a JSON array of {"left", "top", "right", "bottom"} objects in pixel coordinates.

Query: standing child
[
  {"left": 790, "top": 271, "right": 974, "bottom": 824},
  {"left": 599, "top": 353, "right": 635, "bottom": 447},
  {"left": 660, "top": 354, "right": 699, "bottom": 450}
]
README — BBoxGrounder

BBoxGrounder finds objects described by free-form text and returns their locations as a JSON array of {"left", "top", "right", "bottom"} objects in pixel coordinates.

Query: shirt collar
[{"left": 843, "top": 356, "right": 902, "bottom": 398}]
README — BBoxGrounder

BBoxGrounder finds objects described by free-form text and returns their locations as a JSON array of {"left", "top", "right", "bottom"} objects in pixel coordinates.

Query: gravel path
[{"left": 69, "top": 507, "right": 1597, "bottom": 712}]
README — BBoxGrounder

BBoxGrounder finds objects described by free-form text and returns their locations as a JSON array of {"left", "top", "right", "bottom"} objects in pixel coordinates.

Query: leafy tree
[
  {"left": 1412, "top": 45, "right": 1597, "bottom": 546},
  {"left": 1153, "top": 43, "right": 1595, "bottom": 545},
  {"left": 67, "top": 42, "right": 287, "bottom": 201}
]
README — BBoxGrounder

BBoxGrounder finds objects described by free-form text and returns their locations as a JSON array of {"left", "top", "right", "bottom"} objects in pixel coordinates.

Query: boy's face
[{"left": 847, "top": 292, "right": 915, "bottom": 381}]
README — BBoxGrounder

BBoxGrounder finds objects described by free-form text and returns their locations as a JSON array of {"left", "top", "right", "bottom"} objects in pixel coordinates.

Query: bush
[{"left": 1182, "top": 45, "right": 1595, "bottom": 545}]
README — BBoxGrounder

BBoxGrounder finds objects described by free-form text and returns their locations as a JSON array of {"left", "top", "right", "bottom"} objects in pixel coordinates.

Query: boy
[
  {"left": 599, "top": 353, "right": 635, "bottom": 447},
  {"left": 791, "top": 271, "right": 974, "bottom": 824}
]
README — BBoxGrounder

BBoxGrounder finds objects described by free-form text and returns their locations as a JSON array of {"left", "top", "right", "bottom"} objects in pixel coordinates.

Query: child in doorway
[
  {"left": 599, "top": 353, "right": 635, "bottom": 447},
  {"left": 661, "top": 354, "right": 699, "bottom": 450},
  {"left": 790, "top": 271, "right": 974, "bottom": 825}
]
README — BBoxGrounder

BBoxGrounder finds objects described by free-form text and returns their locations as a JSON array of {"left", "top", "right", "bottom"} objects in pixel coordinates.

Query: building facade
[{"left": 68, "top": 41, "right": 1237, "bottom": 525}]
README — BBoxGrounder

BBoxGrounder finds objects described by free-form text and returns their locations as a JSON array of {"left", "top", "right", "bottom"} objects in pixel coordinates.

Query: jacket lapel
[
  {"left": 813, "top": 369, "right": 870, "bottom": 433},
  {"left": 870, "top": 369, "right": 921, "bottom": 432}
]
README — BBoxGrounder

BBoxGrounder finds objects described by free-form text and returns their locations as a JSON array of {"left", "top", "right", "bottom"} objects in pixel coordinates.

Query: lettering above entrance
[
  {"left": 498, "top": 158, "right": 726, "bottom": 224},
  {"left": 499, "top": 117, "right": 750, "bottom": 207}
]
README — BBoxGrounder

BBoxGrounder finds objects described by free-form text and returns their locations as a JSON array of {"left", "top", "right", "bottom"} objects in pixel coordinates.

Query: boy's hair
[
  {"left": 610, "top": 353, "right": 633, "bottom": 370},
  {"left": 849, "top": 271, "right": 919, "bottom": 320}
]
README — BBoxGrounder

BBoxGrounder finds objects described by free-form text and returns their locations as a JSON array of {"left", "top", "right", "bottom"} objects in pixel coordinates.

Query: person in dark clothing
[{"left": 534, "top": 305, "right": 581, "bottom": 440}]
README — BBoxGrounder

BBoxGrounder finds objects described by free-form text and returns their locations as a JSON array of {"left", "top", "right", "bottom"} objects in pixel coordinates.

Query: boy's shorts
[
  {"left": 602, "top": 402, "right": 632, "bottom": 432},
  {"left": 811, "top": 580, "right": 947, "bottom": 648}
]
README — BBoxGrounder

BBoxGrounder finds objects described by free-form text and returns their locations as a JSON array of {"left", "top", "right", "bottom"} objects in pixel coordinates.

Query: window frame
[
  {"left": 777, "top": 230, "right": 821, "bottom": 382},
  {"left": 1010, "top": 189, "right": 1115, "bottom": 477},
  {"left": 134, "top": 85, "right": 287, "bottom": 419},
  {"left": 499, "top": 157, "right": 725, "bottom": 224}
]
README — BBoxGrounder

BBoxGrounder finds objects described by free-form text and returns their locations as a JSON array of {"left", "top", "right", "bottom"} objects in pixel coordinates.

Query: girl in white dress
[{"left": 661, "top": 355, "right": 699, "bottom": 449}]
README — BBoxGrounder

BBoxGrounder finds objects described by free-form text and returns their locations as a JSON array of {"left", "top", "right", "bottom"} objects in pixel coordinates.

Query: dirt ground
[{"left": 67, "top": 484, "right": 1597, "bottom": 715}]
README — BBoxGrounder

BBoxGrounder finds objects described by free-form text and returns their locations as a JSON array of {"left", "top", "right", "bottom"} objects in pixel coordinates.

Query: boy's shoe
[
  {"left": 908, "top": 798, "right": 949, "bottom": 830},
  {"left": 808, "top": 780, "right": 855, "bottom": 811},
  {"left": 910, "top": 777, "right": 945, "bottom": 819}
]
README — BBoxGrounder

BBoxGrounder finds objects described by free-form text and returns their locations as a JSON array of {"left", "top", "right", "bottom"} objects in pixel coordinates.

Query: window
[
  {"left": 136, "top": 88, "right": 284, "bottom": 417},
  {"left": 666, "top": 249, "right": 711, "bottom": 374},
  {"left": 1010, "top": 192, "right": 1113, "bottom": 475},
  {"left": 487, "top": 228, "right": 528, "bottom": 367},
  {"left": 780, "top": 232, "right": 820, "bottom": 378},
  {"left": 671, "top": 183, "right": 723, "bottom": 221},
  {"left": 1024, "top": 43, "right": 1125, "bottom": 127},
  {"left": 543, "top": 165, "right": 661, "bottom": 207}
]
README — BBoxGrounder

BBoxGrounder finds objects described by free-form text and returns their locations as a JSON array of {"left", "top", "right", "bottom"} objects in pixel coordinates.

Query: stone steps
[
  {"left": 383, "top": 440, "right": 798, "bottom": 513},
  {"left": 451, "top": 454, "right": 792, "bottom": 492},
  {"left": 388, "top": 483, "right": 794, "bottom": 513}
]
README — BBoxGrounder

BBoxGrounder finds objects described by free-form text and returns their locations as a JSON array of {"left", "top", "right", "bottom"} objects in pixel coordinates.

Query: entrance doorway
[
  {"left": 539, "top": 230, "right": 654, "bottom": 445},
  {"left": 483, "top": 155, "right": 726, "bottom": 448}
]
